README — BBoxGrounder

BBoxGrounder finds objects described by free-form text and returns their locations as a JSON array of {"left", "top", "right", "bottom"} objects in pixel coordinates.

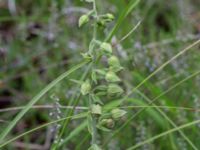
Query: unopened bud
[
  {"left": 108, "top": 56, "right": 123, "bottom": 72},
  {"left": 106, "top": 13, "right": 114, "bottom": 20},
  {"left": 108, "top": 56, "right": 120, "bottom": 67},
  {"left": 81, "top": 80, "right": 91, "bottom": 95},
  {"left": 97, "top": 20, "right": 106, "bottom": 27},
  {"left": 111, "top": 108, "right": 127, "bottom": 119},
  {"left": 78, "top": 14, "right": 89, "bottom": 27},
  {"left": 107, "top": 84, "right": 123, "bottom": 96},
  {"left": 105, "top": 71, "right": 121, "bottom": 82},
  {"left": 100, "top": 42, "right": 112, "bottom": 53},
  {"left": 100, "top": 118, "right": 115, "bottom": 129},
  {"left": 91, "top": 104, "right": 102, "bottom": 115}
]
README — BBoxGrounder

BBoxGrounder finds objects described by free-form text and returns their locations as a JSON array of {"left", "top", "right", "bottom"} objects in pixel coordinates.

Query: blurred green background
[{"left": 0, "top": 0, "right": 200, "bottom": 149}]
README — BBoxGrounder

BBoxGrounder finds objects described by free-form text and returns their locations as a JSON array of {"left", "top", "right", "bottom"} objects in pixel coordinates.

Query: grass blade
[
  {"left": 103, "top": 70, "right": 200, "bottom": 146},
  {"left": 0, "top": 112, "right": 88, "bottom": 148},
  {"left": 0, "top": 60, "right": 89, "bottom": 142},
  {"left": 105, "top": 0, "right": 140, "bottom": 42},
  {"left": 135, "top": 90, "right": 198, "bottom": 150},
  {"left": 127, "top": 119, "right": 200, "bottom": 150},
  {"left": 121, "top": 39, "right": 200, "bottom": 104}
]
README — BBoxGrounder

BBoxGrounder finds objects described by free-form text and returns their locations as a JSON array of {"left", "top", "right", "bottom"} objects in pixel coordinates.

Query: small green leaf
[
  {"left": 95, "top": 69, "right": 106, "bottom": 75},
  {"left": 94, "top": 85, "right": 107, "bottom": 91},
  {"left": 70, "top": 79, "right": 82, "bottom": 85},
  {"left": 96, "top": 124, "right": 111, "bottom": 132},
  {"left": 109, "top": 66, "right": 123, "bottom": 72},
  {"left": 87, "top": 114, "right": 93, "bottom": 135},
  {"left": 81, "top": 53, "right": 93, "bottom": 61},
  {"left": 91, "top": 70, "right": 97, "bottom": 84},
  {"left": 96, "top": 91, "right": 107, "bottom": 96},
  {"left": 91, "top": 94, "right": 104, "bottom": 105}
]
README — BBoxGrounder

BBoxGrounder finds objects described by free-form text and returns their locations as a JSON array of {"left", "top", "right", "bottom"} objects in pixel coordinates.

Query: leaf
[
  {"left": 91, "top": 94, "right": 104, "bottom": 105},
  {"left": 87, "top": 114, "right": 93, "bottom": 135},
  {"left": 96, "top": 124, "right": 111, "bottom": 132},
  {"left": 91, "top": 70, "right": 97, "bottom": 84},
  {"left": 106, "top": 0, "right": 140, "bottom": 41},
  {"left": 70, "top": 79, "right": 83, "bottom": 85}
]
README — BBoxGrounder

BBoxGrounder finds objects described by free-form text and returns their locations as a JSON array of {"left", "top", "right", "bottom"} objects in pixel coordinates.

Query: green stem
[
  {"left": 89, "top": 96, "right": 97, "bottom": 145},
  {"left": 89, "top": 0, "right": 98, "bottom": 146}
]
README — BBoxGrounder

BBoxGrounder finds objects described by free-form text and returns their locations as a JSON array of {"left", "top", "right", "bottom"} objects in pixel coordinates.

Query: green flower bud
[
  {"left": 108, "top": 56, "right": 123, "bottom": 72},
  {"left": 81, "top": 80, "right": 91, "bottom": 95},
  {"left": 79, "top": 14, "right": 89, "bottom": 27},
  {"left": 97, "top": 20, "right": 106, "bottom": 27},
  {"left": 106, "top": 13, "right": 114, "bottom": 20},
  {"left": 108, "top": 56, "right": 120, "bottom": 67},
  {"left": 100, "top": 118, "right": 115, "bottom": 129},
  {"left": 100, "top": 42, "right": 112, "bottom": 53},
  {"left": 107, "top": 84, "right": 124, "bottom": 96},
  {"left": 105, "top": 71, "right": 121, "bottom": 82},
  {"left": 91, "top": 104, "right": 102, "bottom": 115},
  {"left": 111, "top": 108, "right": 127, "bottom": 119}
]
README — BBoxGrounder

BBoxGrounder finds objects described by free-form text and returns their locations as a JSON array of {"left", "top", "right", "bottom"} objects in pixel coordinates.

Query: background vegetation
[{"left": 0, "top": 0, "right": 200, "bottom": 149}]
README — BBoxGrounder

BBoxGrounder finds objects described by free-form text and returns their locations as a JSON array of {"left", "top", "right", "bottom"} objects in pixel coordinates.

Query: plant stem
[
  {"left": 89, "top": 0, "right": 98, "bottom": 146},
  {"left": 89, "top": 96, "right": 97, "bottom": 145}
]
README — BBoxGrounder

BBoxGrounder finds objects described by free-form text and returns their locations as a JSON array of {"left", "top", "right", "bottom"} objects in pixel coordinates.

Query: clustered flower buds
[{"left": 78, "top": 1, "right": 126, "bottom": 149}]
